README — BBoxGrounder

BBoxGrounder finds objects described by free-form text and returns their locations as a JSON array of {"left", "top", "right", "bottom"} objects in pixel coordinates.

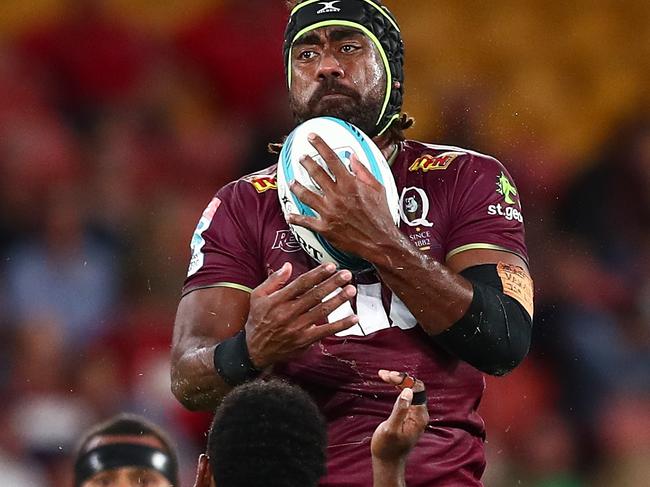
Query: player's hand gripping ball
[{"left": 277, "top": 116, "right": 400, "bottom": 271}]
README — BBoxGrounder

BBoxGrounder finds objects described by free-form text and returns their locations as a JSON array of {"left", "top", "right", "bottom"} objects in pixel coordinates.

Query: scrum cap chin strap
[{"left": 284, "top": 0, "right": 404, "bottom": 137}]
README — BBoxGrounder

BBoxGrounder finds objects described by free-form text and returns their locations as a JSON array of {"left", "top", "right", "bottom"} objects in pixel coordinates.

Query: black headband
[
  {"left": 284, "top": 0, "right": 404, "bottom": 137},
  {"left": 74, "top": 444, "right": 178, "bottom": 486}
]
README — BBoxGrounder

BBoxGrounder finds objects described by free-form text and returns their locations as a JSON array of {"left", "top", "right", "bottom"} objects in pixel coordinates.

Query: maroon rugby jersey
[{"left": 183, "top": 140, "right": 528, "bottom": 486}]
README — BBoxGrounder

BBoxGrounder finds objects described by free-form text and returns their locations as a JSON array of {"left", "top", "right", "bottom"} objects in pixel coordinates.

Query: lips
[{"left": 320, "top": 93, "right": 351, "bottom": 99}]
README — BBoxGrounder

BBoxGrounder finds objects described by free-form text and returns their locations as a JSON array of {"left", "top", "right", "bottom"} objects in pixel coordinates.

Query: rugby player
[
  {"left": 74, "top": 414, "right": 178, "bottom": 487},
  {"left": 190, "top": 373, "right": 428, "bottom": 487},
  {"left": 172, "top": 1, "right": 534, "bottom": 484}
]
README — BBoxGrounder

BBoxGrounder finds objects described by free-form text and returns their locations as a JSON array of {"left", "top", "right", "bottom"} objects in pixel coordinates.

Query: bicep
[
  {"left": 172, "top": 286, "right": 251, "bottom": 360},
  {"left": 446, "top": 248, "right": 529, "bottom": 274}
]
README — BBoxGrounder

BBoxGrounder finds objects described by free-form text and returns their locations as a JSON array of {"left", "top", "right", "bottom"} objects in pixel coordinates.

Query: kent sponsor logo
[
  {"left": 408, "top": 152, "right": 462, "bottom": 173},
  {"left": 487, "top": 203, "right": 524, "bottom": 223},
  {"left": 293, "top": 232, "right": 324, "bottom": 261},
  {"left": 249, "top": 176, "right": 277, "bottom": 193},
  {"left": 272, "top": 230, "right": 301, "bottom": 253}
]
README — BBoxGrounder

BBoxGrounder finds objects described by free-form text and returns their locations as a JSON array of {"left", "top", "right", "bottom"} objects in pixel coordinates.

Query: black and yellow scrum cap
[{"left": 284, "top": 0, "right": 404, "bottom": 137}]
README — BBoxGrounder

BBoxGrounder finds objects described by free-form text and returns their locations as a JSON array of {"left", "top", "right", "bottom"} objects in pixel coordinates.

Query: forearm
[
  {"left": 171, "top": 341, "right": 233, "bottom": 411},
  {"left": 371, "top": 227, "right": 473, "bottom": 335},
  {"left": 372, "top": 459, "right": 406, "bottom": 487},
  {"left": 370, "top": 230, "right": 532, "bottom": 375},
  {"left": 172, "top": 287, "right": 252, "bottom": 410}
]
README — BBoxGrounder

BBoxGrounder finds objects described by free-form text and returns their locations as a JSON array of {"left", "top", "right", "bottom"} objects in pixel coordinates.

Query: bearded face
[{"left": 288, "top": 27, "right": 386, "bottom": 136}]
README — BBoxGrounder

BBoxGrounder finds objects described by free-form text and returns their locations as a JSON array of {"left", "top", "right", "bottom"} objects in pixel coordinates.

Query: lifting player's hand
[
  {"left": 245, "top": 261, "right": 358, "bottom": 369},
  {"left": 371, "top": 370, "right": 429, "bottom": 464},
  {"left": 287, "top": 134, "right": 398, "bottom": 261}
]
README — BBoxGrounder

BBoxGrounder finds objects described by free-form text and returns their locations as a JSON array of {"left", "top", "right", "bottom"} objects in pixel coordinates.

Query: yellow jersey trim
[
  {"left": 182, "top": 282, "right": 253, "bottom": 297},
  {"left": 446, "top": 243, "right": 527, "bottom": 262}
]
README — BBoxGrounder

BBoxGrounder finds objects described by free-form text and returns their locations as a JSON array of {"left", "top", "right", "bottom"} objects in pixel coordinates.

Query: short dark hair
[
  {"left": 76, "top": 413, "right": 178, "bottom": 474},
  {"left": 208, "top": 380, "right": 327, "bottom": 487}
]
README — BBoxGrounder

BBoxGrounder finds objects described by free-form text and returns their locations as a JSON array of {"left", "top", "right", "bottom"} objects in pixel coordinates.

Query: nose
[{"left": 316, "top": 51, "right": 344, "bottom": 80}]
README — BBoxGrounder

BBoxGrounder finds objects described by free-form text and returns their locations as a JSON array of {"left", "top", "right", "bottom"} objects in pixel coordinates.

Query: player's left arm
[
  {"left": 372, "top": 243, "right": 532, "bottom": 376},
  {"left": 289, "top": 135, "right": 532, "bottom": 376}
]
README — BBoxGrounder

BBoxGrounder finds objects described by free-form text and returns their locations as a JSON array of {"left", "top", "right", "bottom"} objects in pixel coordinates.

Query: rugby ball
[{"left": 277, "top": 116, "right": 399, "bottom": 271}]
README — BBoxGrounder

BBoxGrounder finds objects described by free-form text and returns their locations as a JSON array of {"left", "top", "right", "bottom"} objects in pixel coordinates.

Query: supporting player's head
[
  {"left": 205, "top": 379, "right": 327, "bottom": 487},
  {"left": 74, "top": 413, "right": 179, "bottom": 487},
  {"left": 284, "top": 0, "right": 408, "bottom": 139}
]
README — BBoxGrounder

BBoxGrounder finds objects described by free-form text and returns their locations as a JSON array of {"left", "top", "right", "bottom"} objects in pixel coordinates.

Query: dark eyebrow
[
  {"left": 293, "top": 32, "right": 322, "bottom": 48},
  {"left": 328, "top": 28, "right": 364, "bottom": 43},
  {"left": 293, "top": 28, "right": 364, "bottom": 48}
]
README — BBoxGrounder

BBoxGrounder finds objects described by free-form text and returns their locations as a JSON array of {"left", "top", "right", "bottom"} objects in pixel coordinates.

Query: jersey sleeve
[
  {"left": 182, "top": 181, "right": 264, "bottom": 296},
  {"left": 445, "top": 154, "right": 528, "bottom": 262}
]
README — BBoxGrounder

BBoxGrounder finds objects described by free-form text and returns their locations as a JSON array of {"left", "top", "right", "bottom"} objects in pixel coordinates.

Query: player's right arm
[
  {"left": 171, "top": 182, "right": 359, "bottom": 411},
  {"left": 172, "top": 263, "right": 358, "bottom": 411},
  {"left": 171, "top": 286, "right": 249, "bottom": 410}
]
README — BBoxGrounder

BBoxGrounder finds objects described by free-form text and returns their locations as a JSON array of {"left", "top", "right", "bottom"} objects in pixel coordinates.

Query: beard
[{"left": 289, "top": 78, "right": 384, "bottom": 136}]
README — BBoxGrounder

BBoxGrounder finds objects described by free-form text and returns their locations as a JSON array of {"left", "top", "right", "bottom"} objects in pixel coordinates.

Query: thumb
[
  {"left": 386, "top": 387, "right": 413, "bottom": 430},
  {"left": 257, "top": 262, "right": 292, "bottom": 295}
]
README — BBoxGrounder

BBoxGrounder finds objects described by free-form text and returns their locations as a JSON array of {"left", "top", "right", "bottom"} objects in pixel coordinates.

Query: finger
[
  {"left": 378, "top": 370, "right": 425, "bottom": 393},
  {"left": 308, "top": 133, "right": 349, "bottom": 181},
  {"left": 270, "top": 262, "right": 336, "bottom": 302},
  {"left": 385, "top": 387, "right": 413, "bottom": 430},
  {"left": 255, "top": 262, "right": 293, "bottom": 296},
  {"left": 300, "top": 155, "right": 336, "bottom": 192},
  {"left": 378, "top": 370, "right": 411, "bottom": 386},
  {"left": 350, "top": 153, "right": 380, "bottom": 187},
  {"left": 193, "top": 454, "right": 211, "bottom": 487},
  {"left": 409, "top": 402, "right": 430, "bottom": 429},
  {"left": 290, "top": 180, "right": 325, "bottom": 212},
  {"left": 298, "top": 283, "right": 357, "bottom": 324},
  {"left": 286, "top": 213, "right": 324, "bottom": 232},
  {"left": 305, "top": 313, "right": 359, "bottom": 341},
  {"left": 293, "top": 270, "right": 354, "bottom": 315}
]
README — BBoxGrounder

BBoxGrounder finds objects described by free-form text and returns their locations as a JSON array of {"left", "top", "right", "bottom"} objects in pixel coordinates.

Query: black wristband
[
  {"left": 213, "top": 330, "right": 262, "bottom": 386},
  {"left": 411, "top": 390, "right": 427, "bottom": 406}
]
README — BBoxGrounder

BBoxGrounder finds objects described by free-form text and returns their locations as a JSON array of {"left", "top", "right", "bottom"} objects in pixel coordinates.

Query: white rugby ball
[{"left": 277, "top": 116, "right": 399, "bottom": 271}]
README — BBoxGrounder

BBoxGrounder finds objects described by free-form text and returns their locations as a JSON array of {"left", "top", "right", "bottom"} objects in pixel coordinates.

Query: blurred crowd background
[{"left": 0, "top": 0, "right": 648, "bottom": 485}]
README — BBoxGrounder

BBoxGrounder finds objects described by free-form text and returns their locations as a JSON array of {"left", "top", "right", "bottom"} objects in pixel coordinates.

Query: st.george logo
[{"left": 316, "top": 1, "right": 341, "bottom": 14}]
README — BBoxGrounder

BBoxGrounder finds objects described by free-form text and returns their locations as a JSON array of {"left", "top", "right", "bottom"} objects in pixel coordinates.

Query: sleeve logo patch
[
  {"left": 488, "top": 172, "right": 523, "bottom": 222},
  {"left": 408, "top": 152, "right": 462, "bottom": 172},
  {"left": 497, "top": 262, "right": 534, "bottom": 318},
  {"left": 248, "top": 176, "right": 278, "bottom": 193},
  {"left": 187, "top": 197, "right": 221, "bottom": 277}
]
